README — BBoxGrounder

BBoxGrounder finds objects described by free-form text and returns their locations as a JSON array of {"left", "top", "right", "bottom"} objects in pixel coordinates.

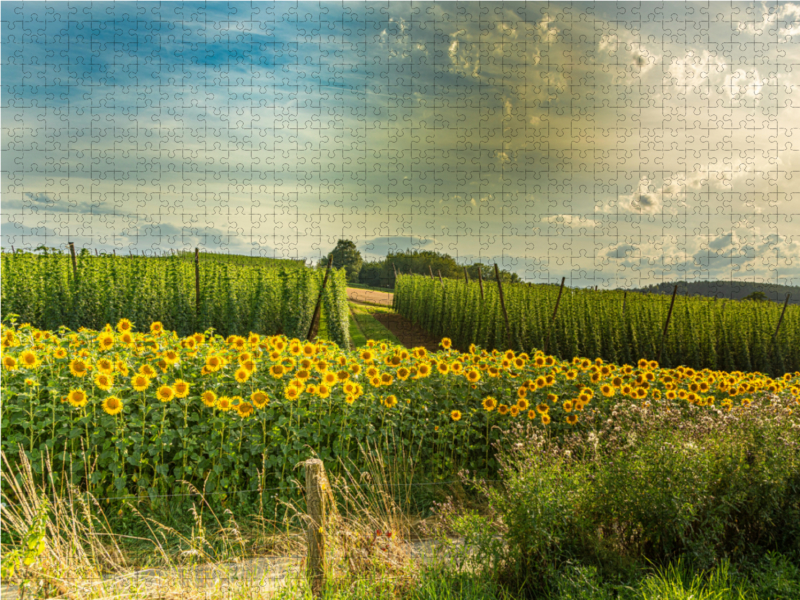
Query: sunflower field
[
  {"left": 2, "top": 317, "right": 799, "bottom": 516},
  {"left": 394, "top": 274, "right": 800, "bottom": 376},
  {"left": 0, "top": 251, "right": 350, "bottom": 348}
]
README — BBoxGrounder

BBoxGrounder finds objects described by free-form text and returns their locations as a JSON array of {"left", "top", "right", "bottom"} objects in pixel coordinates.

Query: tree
[
  {"left": 743, "top": 291, "right": 768, "bottom": 302},
  {"left": 323, "top": 239, "right": 363, "bottom": 283}
]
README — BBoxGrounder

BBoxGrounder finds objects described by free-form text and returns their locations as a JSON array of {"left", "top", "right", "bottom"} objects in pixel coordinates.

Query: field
[
  {"left": 2, "top": 260, "right": 800, "bottom": 599},
  {"left": 394, "top": 274, "right": 800, "bottom": 376}
]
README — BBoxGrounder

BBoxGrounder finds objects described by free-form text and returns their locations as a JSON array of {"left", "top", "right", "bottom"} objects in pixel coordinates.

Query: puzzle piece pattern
[{"left": 2, "top": 2, "right": 798, "bottom": 288}]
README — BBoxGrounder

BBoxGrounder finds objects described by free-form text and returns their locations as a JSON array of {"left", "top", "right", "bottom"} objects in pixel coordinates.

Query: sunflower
[
  {"left": 517, "top": 398, "right": 530, "bottom": 411},
  {"left": 509, "top": 406, "right": 520, "bottom": 417},
  {"left": 350, "top": 363, "right": 362, "bottom": 375},
  {"left": 163, "top": 350, "right": 180, "bottom": 365},
  {"left": 318, "top": 384, "right": 331, "bottom": 399},
  {"left": 20, "top": 351, "right": 41, "bottom": 369},
  {"left": 450, "top": 409, "right": 461, "bottom": 421},
  {"left": 68, "top": 389, "right": 88, "bottom": 408},
  {"left": 528, "top": 409, "right": 537, "bottom": 420},
  {"left": 415, "top": 363, "right": 431, "bottom": 378},
  {"left": 150, "top": 321, "right": 164, "bottom": 334},
  {"left": 140, "top": 364, "right": 157, "bottom": 378},
  {"left": 563, "top": 400, "right": 574, "bottom": 413},
  {"left": 436, "top": 362, "right": 449, "bottom": 375},
  {"left": 216, "top": 396, "right": 232, "bottom": 411},
  {"left": 370, "top": 376, "right": 382, "bottom": 387},
  {"left": 541, "top": 413, "right": 552, "bottom": 425},
  {"left": 163, "top": 380, "right": 186, "bottom": 400},
  {"left": 337, "top": 369, "right": 350, "bottom": 382},
  {"left": 343, "top": 381, "right": 356, "bottom": 395},
  {"left": 383, "top": 394, "right": 398, "bottom": 408},
  {"left": 285, "top": 386, "right": 300, "bottom": 401},
  {"left": 206, "top": 355, "right": 224, "bottom": 372},
  {"left": 120, "top": 332, "right": 135, "bottom": 345},
  {"left": 94, "top": 373, "right": 114, "bottom": 391},
  {"left": 241, "top": 359, "right": 256, "bottom": 373},
  {"left": 116, "top": 319, "right": 133, "bottom": 333},
  {"left": 270, "top": 364, "right": 285, "bottom": 378},
  {"left": 251, "top": 390, "right": 269, "bottom": 408},
  {"left": 2, "top": 356, "right": 18, "bottom": 370},
  {"left": 498, "top": 404, "right": 509, "bottom": 415},
  {"left": 461, "top": 369, "right": 479, "bottom": 384},
  {"left": 199, "top": 390, "right": 217, "bottom": 407},
  {"left": 289, "top": 343, "right": 302, "bottom": 356},
  {"left": 54, "top": 348, "right": 68, "bottom": 360},
  {"left": 482, "top": 396, "right": 497, "bottom": 411},
  {"left": 323, "top": 371, "right": 338, "bottom": 386},
  {"left": 102, "top": 395, "right": 123, "bottom": 416},
  {"left": 236, "top": 401, "right": 254, "bottom": 418},
  {"left": 566, "top": 414, "right": 579, "bottom": 425},
  {"left": 450, "top": 361, "right": 463, "bottom": 374},
  {"left": 345, "top": 395, "right": 356, "bottom": 405},
  {"left": 96, "top": 358, "right": 114, "bottom": 374},
  {"left": 97, "top": 332, "right": 115, "bottom": 351},
  {"left": 302, "top": 343, "right": 316, "bottom": 357},
  {"left": 154, "top": 385, "right": 174, "bottom": 402},
  {"left": 536, "top": 403, "right": 549, "bottom": 415},
  {"left": 234, "top": 368, "right": 250, "bottom": 383},
  {"left": 380, "top": 373, "right": 394, "bottom": 386}
]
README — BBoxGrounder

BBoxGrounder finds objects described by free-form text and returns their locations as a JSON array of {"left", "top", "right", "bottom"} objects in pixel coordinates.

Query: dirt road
[{"left": 346, "top": 287, "right": 394, "bottom": 306}]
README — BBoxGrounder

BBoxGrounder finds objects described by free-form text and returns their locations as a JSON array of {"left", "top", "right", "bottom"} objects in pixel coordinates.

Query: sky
[{"left": 2, "top": 1, "right": 800, "bottom": 288}]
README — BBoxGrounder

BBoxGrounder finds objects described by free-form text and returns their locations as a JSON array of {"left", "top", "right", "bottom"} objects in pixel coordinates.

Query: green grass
[
  {"left": 348, "top": 308, "right": 367, "bottom": 347},
  {"left": 349, "top": 302, "right": 399, "bottom": 345}
]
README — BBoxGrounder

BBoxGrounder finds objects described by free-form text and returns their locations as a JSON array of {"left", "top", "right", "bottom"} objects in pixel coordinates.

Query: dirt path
[
  {"left": 371, "top": 312, "right": 440, "bottom": 352},
  {"left": 346, "top": 287, "right": 393, "bottom": 306}
]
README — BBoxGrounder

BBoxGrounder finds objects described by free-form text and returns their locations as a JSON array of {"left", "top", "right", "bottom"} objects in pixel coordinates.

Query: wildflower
[
  {"left": 116, "top": 319, "right": 133, "bottom": 333},
  {"left": 541, "top": 414, "right": 551, "bottom": 425},
  {"left": 94, "top": 373, "right": 114, "bottom": 391},
  {"left": 236, "top": 401, "right": 254, "bottom": 418},
  {"left": 450, "top": 410, "right": 462, "bottom": 421},
  {"left": 441, "top": 338, "right": 452, "bottom": 350},
  {"left": 131, "top": 374, "right": 151, "bottom": 391},
  {"left": 482, "top": 396, "right": 497, "bottom": 411},
  {"left": 566, "top": 414, "right": 579, "bottom": 425},
  {"left": 216, "top": 396, "right": 232, "bottom": 411},
  {"left": 150, "top": 322, "right": 164, "bottom": 334}
]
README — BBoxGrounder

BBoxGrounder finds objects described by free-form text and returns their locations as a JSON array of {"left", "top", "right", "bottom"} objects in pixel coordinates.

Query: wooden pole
[
  {"left": 68, "top": 242, "right": 78, "bottom": 276},
  {"left": 194, "top": 248, "right": 201, "bottom": 316},
  {"left": 463, "top": 266, "right": 470, "bottom": 284},
  {"left": 494, "top": 263, "right": 512, "bottom": 350},
  {"left": 622, "top": 290, "right": 627, "bottom": 315},
  {"left": 304, "top": 459, "right": 327, "bottom": 597},
  {"left": 428, "top": 265, "right": 435, "bottom": 279},
  {"left": 95, "top": 248, "right": 98, "bottom": 256},
  {"left": 544, "top": 277, "right": 566, "bottom": 354},
  {"left": 307, "top": 255, "right": 333, "bottom": 341},
  {"left": 437, "top": 269, "right": 445, "bottom": 289},
  {"left": 771, "top": 293, "right": 791, "bottom": 345},
  {"left": 11, "top": 245, "right": 15, "bottom": 254},
  {"left": 477, "top": 267, "right": 485, "bottom": 301},
  {"left": 658, "top": 284, "right": 679, "bottom": 364}
]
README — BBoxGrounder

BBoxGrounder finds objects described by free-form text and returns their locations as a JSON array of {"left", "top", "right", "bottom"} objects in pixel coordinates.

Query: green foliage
[
  {"left": 452, "top": 402, "right": 800, "bottom": 596},
  {"left": 323, "top": 240, "right": 364, "bottom": 283},
  {"left": 0, "top": 251, "right": 349, "bottom": 348},
  {"left": 743, "top": 291, "right": 768, "bottom": 302},
  {"left": 393, "top": 274, "right": 800, "bottom": 375}
]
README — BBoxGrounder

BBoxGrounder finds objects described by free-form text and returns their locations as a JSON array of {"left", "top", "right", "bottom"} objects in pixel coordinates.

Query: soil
[
  {"left": 346, "top": 287, "right": 393, "bottom": 306},
  {"left": 371, "top": 312, "right": 440, "bottom": 352}
]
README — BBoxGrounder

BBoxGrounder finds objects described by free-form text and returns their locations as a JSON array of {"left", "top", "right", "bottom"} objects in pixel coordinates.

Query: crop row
[
  {"left": 393, "top": 274, "right": 800, "bottom": 376},
  {"left": 0, "top": 251, "right": 350, "bottom": 348}
]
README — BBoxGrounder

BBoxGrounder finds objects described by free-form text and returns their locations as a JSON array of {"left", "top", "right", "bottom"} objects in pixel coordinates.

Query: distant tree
[
  {"left": 743, "top": 291, "right": 768, "bottom": 302},
  {"left": 322, "top": 239, "right": 363, "bottom": 282}
]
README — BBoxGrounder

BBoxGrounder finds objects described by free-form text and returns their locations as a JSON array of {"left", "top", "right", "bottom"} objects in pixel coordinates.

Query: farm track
[{"left": 345, "top": 287, "right": 393, "bottom": 306}]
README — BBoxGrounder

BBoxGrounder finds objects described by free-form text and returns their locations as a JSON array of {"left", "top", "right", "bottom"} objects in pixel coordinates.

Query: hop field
[{"left": 1, "top": 318, "right": 799, "bottom": 514}]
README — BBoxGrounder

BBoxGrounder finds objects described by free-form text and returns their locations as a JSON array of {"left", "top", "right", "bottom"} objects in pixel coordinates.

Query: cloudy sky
[{"left": 3, "top": 1, "right": 799, "bottom": 288}]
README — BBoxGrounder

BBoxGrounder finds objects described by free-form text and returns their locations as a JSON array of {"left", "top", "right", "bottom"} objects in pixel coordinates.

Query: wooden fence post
[
  {"left": 463, "top": 267, "right": 470, "bottom": 284},
  {"left": 477, "top": 267, "right": 485, "bottom": 301},
  {"left": 10, "top": 245, "right": 14, "bottom": 254},
  {"left": 68, "top": 242, "right": 78, "bottom": 276},
  {"left": 544, "top": 277, "right": 566, "bottom": 354},
  {"left": 658, "top": 284, "right": 679, "bottom": 364},
  {"left": 429, "top": 265, "right": 435, "bottom": 279},
  {"left": 771, "top": 293, "right": 791, "bottom": 346},
  {"left": 304, "top": 458, "right": 328, "bottom": 597},
  {"left": 622, "top": 290, "right": 627, "bottom": 315},
  {"left": 307, "top": 255, "right": 333, "bottom": 341},
  {"left": 437, "top": 269, "right": 445, "bottom": 289},
  {"left": 494, "top": 263, "right": 512, "bottom": 350}
]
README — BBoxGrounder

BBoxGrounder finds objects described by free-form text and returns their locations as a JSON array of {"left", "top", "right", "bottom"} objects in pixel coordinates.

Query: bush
[{"left": 453, "top": 397, "right": 800, "bottom": 595}]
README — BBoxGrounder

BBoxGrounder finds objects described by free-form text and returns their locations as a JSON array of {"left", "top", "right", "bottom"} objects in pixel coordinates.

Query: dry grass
[{"left": 1, "top": 440, "right": 442, "bottom": 600}]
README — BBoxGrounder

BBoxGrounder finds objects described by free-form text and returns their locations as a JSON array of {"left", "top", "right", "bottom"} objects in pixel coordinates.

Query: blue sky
[{"left": 3, "top": 1, "right": 800, "bottom": 288}]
